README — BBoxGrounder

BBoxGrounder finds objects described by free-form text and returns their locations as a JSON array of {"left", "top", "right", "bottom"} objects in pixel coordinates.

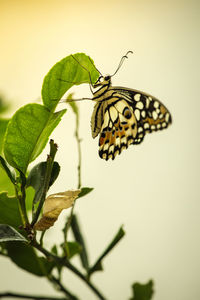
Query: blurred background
[{"left": 0, "top": 0, "right": 200, "bottom": 299}]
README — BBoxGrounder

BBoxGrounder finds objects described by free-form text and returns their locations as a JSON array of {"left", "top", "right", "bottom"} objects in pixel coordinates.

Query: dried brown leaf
[{"left": 34, "top": 190, "right": 80, "bottom": 231}]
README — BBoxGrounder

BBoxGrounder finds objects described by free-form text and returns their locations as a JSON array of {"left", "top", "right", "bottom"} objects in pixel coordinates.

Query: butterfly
[{"left": 71, "top": 52, "right": 172, "bottom": 160}]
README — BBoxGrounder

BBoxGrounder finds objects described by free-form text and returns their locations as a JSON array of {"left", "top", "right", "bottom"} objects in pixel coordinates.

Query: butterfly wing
[
  {"left": 91, "top": 87, "right": 172, "bottom": 160},
  {"left": 112, "top": 87, "right": 172, "bottom": 145},
  {"left": 91, "top": 98, "right": 138, "bottom": 160},
  {"left": 91, "top": 101, "right": 104, "bottom": 138}
]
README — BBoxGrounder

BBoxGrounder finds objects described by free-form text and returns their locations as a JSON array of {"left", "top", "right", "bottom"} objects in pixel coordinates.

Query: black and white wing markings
[
  {"left": 94, "top": 98, "right": 138, "bottom": 160},
  {"left": 90, "top": 84, "right": 172, "bottom": 160},
  {"left": 91, "top": 88, "right": 172, "bottom": 160},
  {"left": 112, "top": 87, "right": 172, "bottom": 145},
  {"left": 91, "top": 101, "right": 104, "bottom": 138}
]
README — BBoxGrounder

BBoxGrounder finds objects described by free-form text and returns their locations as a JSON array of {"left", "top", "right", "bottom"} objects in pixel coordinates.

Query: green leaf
[
  {"left": 51, "top": 245, "right": 58, "bottom": 255},
  {"left": 0, "top": 224, "right": 27, "bottom": 242},
  {"left": 71, "top": 214, "right": 89, "bottom": 271},
  {"left": 78, "top": 187, "right": 94, "bottom": 198},
  {"left": 42, "top": 53, "right": 99, "bottom": 111},
  {"left": 66, "top": 241, "right": 82, "bottom": 259},
  {"left": 88, "top": 226, "right": 125, "bottom": 277},
  {"left": 0, "top": 119, "right": 9, "bottom": 153},
  {"left": 3, "top": 104, "right": 66, "bottom": 173},
  {"left": 0, "top": 170, "right": 15, "bottom": 196},
  {"left": 25, "top": 186, "right": 35, "bottom": 211},
  {"left": 27, "top": 161, "right": 60, "bottom": 204},
  {"left": 51, "top": 245, "right": 63, "bottom": 276},
  {"left": 49, "top": 161, "right": 60, "bottom": 187},
  {"left": 0, "top": 192, "right": 22, "bottom": 229},
  {"left": 6, "top": 242, "right": 55, "bottom": 276},
  {"left": 130, "top": 280, "right": 154, "bottom": 300}
]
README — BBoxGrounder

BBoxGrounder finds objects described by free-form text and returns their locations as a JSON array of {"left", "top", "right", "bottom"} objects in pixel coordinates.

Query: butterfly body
[{"left": 90, "top": 75, "right": 172, "bottom": 160}]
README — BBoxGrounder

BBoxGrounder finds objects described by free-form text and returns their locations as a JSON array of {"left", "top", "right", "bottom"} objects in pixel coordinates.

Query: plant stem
[
  {"left": 33, "top": 241, "right": 107, "bottom": 300},
  {"left": 39, "top": 230, "right": 46, "bottom": 246},
  {"left": 20, "top": 172, "right": 29, "bottom": 225},
  {"left": 0, "top": 292, "right": 67, "bottom": 300},
  {"left": 64, "top": 105, "right": 82, "bottom": 241},
  {"left": 75, "top": 109, "right": 81, "bottom": 190},
  {"left": 15, "top": 171, "right": 29, "bottom": 227}
]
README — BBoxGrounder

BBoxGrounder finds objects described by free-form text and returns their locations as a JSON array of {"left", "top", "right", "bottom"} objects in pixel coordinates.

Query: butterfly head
[{"left": 93, "top": 75, "right": 111, "bottom": 88}]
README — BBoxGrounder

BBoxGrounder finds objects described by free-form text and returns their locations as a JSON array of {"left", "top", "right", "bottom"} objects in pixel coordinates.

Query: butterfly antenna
[
  {"left": 88, "top": 56, "right": 102, "bottom": 77},
  {"left": 111, "top": 50, "right": 133, "bottom": 77}
]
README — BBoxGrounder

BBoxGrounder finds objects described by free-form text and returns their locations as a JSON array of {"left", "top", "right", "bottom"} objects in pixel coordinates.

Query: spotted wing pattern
[
  {"left": 91, "top": 88, "right": 172, "bottom": 160},
  {"left": 113, "top": 88, "right": 172, "bottom": 145}
]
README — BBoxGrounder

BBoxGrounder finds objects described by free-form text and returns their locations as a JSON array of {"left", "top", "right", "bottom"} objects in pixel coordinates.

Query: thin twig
[
  {"left": 39, "top": 230, "right": 46, "bottom": 246},
  {"left": 33, "top": 241, "right": 107, "bottom": 300},
  {"left": 64, "top": 104, "right": 82, "bottom": 241},
  {"left": 0, "top": 292, "right": 67, "bottom": 300},
  {"left": 75, "top": 107, "right": 82, "bottom": 190},
  {"left": 15, "top": 171, "right": 29, "bottom": 227}
]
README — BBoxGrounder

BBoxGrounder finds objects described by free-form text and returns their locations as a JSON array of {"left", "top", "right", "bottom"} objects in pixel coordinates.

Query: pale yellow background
[{"left": 0, "top": 0, "right": 200, "bottom": 299}]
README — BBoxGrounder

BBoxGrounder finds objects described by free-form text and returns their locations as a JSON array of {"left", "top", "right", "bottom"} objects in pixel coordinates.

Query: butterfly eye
[
  {"left": 104, "top": 75, "right": 111, "bottom": 81},
  {"left": 123, "top": 107, "right": 132, "bottom": 119}
]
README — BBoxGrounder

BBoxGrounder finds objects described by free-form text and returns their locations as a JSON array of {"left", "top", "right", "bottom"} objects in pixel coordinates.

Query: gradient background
[{"left": 0, "top": 0, "right": 200, "bottom": 299}]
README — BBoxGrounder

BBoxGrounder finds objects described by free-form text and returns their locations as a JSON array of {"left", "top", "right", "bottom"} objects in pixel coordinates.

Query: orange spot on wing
[
  {"left": 160, "top": 105, "right": 167, "bottom": 114},
  {"left": 110, "top": 133, "right": 116, "bottom": 144},
  {"left": 144, "top": 117, "right": 161, "bottom": 125},
  {"left": 99, "top": 137, "right": 105, "bottom": 146}
]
